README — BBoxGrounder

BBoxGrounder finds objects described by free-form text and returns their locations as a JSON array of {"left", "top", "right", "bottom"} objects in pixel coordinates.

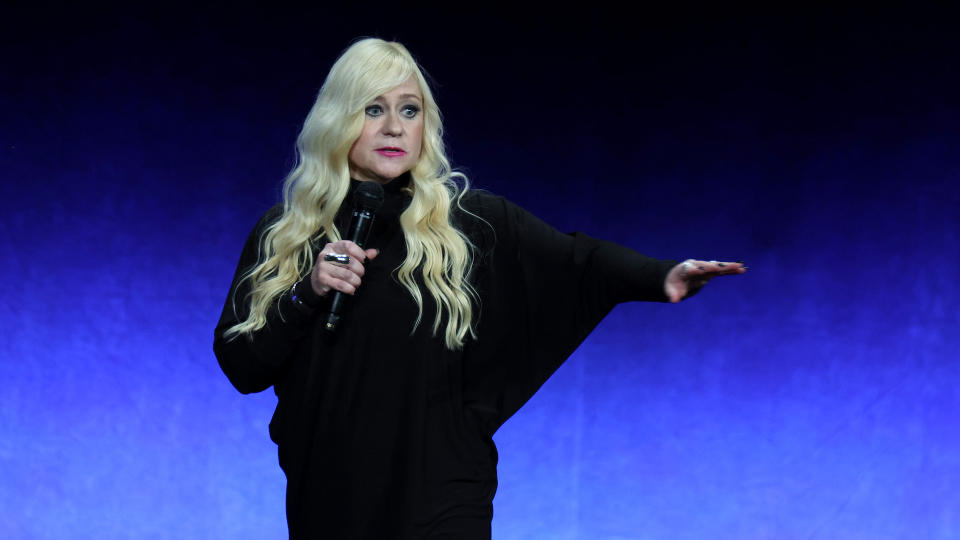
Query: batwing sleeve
[
  {"left": 213, "top": 205, "right": 325, "bottom": 394},
  {"left": 461, "top": 194, "right": 678, "bottom": 432}
]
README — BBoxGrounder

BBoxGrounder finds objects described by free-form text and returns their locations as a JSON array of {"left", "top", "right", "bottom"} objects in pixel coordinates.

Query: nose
[{"left": 382, "top": 112, "right": 403, "bottom": 136}]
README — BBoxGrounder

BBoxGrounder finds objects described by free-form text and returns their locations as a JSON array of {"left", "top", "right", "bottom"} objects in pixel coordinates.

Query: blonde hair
[{"left": 224, "top": 38, "right": 478, "bottom": 349}]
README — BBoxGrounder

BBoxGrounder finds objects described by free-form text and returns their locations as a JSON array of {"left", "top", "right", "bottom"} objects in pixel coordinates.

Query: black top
[{"left": 213, "top": 175, "right": 677, "bottom": 539}]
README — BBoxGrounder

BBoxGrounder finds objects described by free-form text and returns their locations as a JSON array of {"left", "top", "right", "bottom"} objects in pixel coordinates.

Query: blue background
[{"left": 2, "top": 7, "right": 957, "bottom": 539}]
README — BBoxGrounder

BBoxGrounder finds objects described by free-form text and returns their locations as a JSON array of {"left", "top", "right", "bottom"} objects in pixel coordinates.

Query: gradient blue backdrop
[{"left": 2, "top": 7, "right": 957, "bottom": 539}]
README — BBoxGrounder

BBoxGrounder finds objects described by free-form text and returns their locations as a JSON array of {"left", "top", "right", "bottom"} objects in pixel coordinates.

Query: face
[{"left": 348, "top": 77, "right": 424, "bottom": 184}]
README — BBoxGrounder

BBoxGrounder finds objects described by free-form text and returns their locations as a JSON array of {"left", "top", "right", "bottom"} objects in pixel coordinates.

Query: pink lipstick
[{"left": 376, "top": 147, "right": 406, "bottom": 157}]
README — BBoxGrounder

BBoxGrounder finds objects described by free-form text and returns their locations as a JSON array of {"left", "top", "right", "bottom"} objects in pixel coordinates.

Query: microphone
[{"left": 324, "top": 181, "right": 385, "bottom": 332}]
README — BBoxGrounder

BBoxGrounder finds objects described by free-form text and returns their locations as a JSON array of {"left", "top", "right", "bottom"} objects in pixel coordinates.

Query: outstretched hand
[{"left": 664, "top": 259, "right": 747, "bottom": 303}]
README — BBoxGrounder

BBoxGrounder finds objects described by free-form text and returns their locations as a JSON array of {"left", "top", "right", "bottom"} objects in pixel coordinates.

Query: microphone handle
[{"left": 323, "top": 208, "right": 376, "bottom": 332}]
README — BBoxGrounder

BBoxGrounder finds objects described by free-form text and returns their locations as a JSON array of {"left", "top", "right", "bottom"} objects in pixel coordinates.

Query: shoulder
[
  {"left": 457, "top": 188, "right": 503, "bottom": 213},
  {"left": 453, "top": 188, "right": 559, "bottom": 259},
  {"left": 235, "top": 203, "right": 284, "bottom": 255},
  {"left": 456, "top": 185, "right": 561, "bottom": 231},
  {"left": 256, "top": 203, "right": 285, "bottom": 229},
  {"left": 456, "top": 188, "right": 529, "bottom": 228},
  {"left": 457, "top": 188, "right": 557, "bottom": 236},
  {"left": 245, "top": 203, "right": 284, "bottom": 239},
  {"left": 453, "top": 188, "right": 519, "bottom": 249}
]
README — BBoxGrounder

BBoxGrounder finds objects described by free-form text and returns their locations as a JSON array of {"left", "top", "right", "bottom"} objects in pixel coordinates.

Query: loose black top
[{"left": 214, "top": 176, "right": 677, "bottom": 539}]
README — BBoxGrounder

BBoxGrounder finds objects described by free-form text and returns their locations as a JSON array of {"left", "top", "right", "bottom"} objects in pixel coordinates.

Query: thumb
[
  {"left": 664, "top": 280, "right": 683, "bottom": 304},
  {"left": 668, "top": 289, "right": 682, "bottom": 303},
  {"left": 364, "top": 248, "right": 380, "bottom": 262}
]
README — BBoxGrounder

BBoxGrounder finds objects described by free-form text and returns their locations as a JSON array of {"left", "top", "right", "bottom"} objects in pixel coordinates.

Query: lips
[{"left": 376, "top": 147, "right": 406, "bottom": 157}]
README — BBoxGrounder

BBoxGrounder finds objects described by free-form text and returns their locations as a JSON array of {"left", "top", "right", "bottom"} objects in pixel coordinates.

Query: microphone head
[{"left": 354, "top": 181, "right": 385, "bottom": 212}]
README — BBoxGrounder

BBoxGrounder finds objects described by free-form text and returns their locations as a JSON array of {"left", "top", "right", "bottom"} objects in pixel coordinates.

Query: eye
[
  {"left": 364, "top": 104, "right": 384, "bottom": 117},
  {"left": 401, "top": 104, "right": 420, "bottom": 119}
]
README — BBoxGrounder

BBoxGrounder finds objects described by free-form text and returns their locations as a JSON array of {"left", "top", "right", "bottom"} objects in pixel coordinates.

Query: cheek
[
  {"left": 347, "top": 140, "right": 361, "bottom": 167},
  {"left": 354, "top": 121, "right": 375, "bottom": 146},
  {"left": 349, "top": 125, "right": 373, "bottom": 162},
  {"left": 413, "top": 123, "right": 425, "bottom": 156}
]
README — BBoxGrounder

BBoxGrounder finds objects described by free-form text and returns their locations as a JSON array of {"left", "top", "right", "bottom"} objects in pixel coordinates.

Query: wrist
[{"left": 290, "top": 277, "right": 323, "bottom": 314}]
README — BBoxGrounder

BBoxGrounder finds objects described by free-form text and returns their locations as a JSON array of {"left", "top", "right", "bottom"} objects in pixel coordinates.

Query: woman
[{"left": 214, "top": 38, "right": 745, "bottom": 539}]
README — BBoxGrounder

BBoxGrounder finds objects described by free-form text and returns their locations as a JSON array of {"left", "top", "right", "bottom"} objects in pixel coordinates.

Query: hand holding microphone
[
  {"left": 313, "top": 181, "right": 385, "bottom": 332},
  {"left": 310, "top": 241, "right": 378, "bottom": 297}
]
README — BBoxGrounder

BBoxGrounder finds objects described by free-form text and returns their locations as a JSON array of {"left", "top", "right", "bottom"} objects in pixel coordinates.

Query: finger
[
  {"left": 689, "top": 260, "right": 721, "bottom": 273},
  {"left": 327, "top": 263, "right": 363, "bottom": 286},
  {"left": 700, "top": 262, "right": 747, "bottom": 277},
  {"left": 345, "top": 256, "right": 366, "bottom": 277},
  {"left": 319, "top": 243, "right": 344, "bottom": 266},
  {"left": 321, "top": 242, "right": 360, "bottom": 264},
  {"left": 707, "top": 260, "right": 747, "bottom": 269},
  {"left": 325, "top": 277, "right": 357, "bottom": 295},
  {"left": 689, "top": 270, "right": 730, "bottom": 280},
  {"left": 323, "top": 251, "right": 366, "bottom": 277},
  {"left": 683, "top": 260, "right": 744, "bottom": 277},
  {"left": 323, "top": 252, "right": 351, "bottom": 265},
  {"left": 335, "top": 240, "right": 369, "bottom": 262},
  {"left": 678, "top": 260, "right": 708, "bottom": 278},
  {"left": 711, "top": 260, "right": 747, "bottom": 274},
  {"left": 319, "top": 266, "right": 361, "bottom": 294},
  {"left": 321, "top": 246, "right": 368, "bottom": 275},
  {"left": 319, "top": 252, "right": 355, "bottom": 280},
  {"left": 678, "top": 261, "right": 713, "bottom": 287},
  {"left": 364, "top": 248, "right": 379, "bottom": 261}
]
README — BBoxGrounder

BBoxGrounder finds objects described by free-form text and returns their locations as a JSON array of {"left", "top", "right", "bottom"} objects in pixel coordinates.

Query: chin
[{"left": 376, "top": 166, "right": 413, "bottom": 182}]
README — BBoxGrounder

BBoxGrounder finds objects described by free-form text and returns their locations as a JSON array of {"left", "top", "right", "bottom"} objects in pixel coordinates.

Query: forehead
[{"left": 374, "top": 77, "right": 422, "bottom": 101}]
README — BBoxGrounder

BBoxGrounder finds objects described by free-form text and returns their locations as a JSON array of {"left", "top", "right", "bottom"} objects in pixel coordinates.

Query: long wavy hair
[{"left": 223, "top": 38, "right": 478, "bottom": 349}]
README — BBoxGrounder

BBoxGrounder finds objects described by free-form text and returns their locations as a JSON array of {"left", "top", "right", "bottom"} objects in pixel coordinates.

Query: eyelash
[{"left": 365, "top": 104, "right": 420, "bottom": 118}]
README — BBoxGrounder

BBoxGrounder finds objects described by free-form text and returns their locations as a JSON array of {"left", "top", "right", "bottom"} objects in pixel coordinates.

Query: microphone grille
[{"left": 354, "top": 181, "right": 385, "bottom": 212}]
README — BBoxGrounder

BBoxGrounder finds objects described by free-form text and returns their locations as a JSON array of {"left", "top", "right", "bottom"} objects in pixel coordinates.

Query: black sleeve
[
  {"left": 460, "top": 193, "right": 678, "bottom": 431},
  {"left": 212, "top": 205, "right": 326, "bottom": 394}
]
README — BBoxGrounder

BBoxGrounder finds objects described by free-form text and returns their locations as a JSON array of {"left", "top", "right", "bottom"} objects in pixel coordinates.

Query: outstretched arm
[{"left": 663, "top": 259, "right": 747, "bottom": 303}]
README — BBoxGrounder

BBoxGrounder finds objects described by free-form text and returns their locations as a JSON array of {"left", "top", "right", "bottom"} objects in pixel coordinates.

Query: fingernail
[{"left": 718, "top": 263, "right": 726, "bottom": 267}]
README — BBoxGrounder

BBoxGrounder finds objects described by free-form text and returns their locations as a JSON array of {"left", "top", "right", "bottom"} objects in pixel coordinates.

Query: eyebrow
[{"left": 373, "top": 93, "right": 422, "bottom": 102}]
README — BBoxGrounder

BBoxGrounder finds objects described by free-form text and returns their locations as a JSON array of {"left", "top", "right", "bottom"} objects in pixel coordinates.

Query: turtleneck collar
[{"left": 348, "top": 171, "right": 412, "bottom": 217}]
